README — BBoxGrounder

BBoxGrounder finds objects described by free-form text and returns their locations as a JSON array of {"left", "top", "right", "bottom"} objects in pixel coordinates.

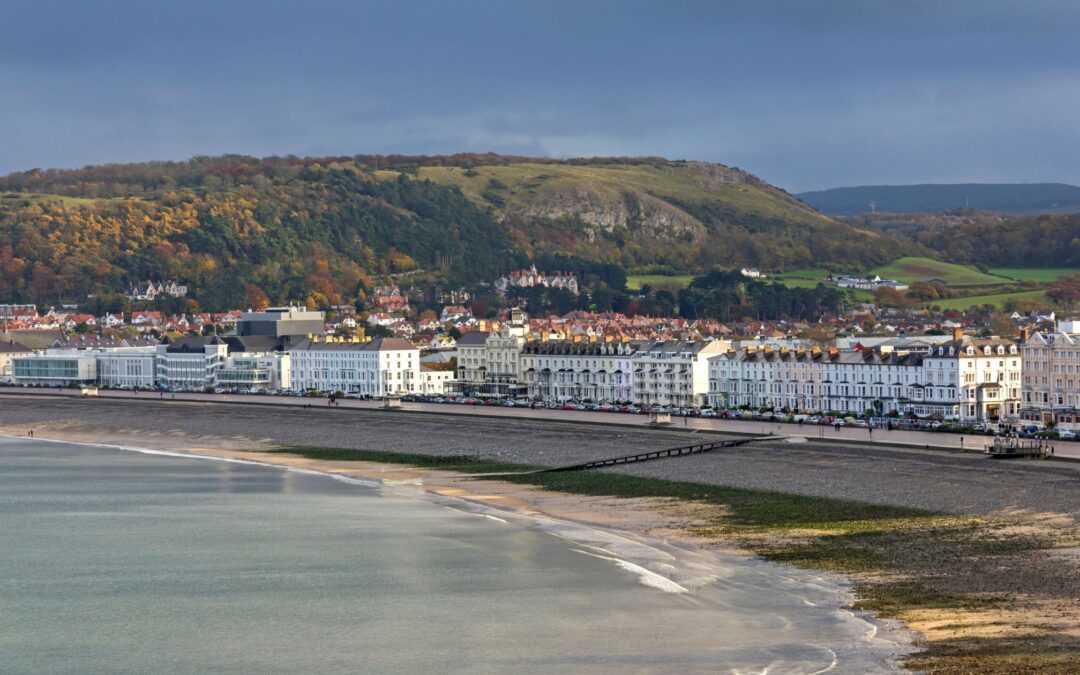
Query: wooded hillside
[{"left": 0, "top": 154, "right": 905, "bottom": 309}]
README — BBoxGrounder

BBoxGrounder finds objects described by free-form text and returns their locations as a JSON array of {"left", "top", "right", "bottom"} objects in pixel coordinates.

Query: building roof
[
  {"left": 0, "top": 330, "right": 64, "bottom": 350},
  {"left": 521, "top": 340, "right": 631, "bottom": 356},
  {"left": 288, "top": 337, "right": 418, "bottom": 353},
  {"left": 456, "top": 331, "right": 490, "bottom": 346},
  {"left": 223, "top": 335, "right": 288, "bottom": 354},
  {"left": 0, "top": 340, "right": 32, "bottom": 354},
  {"left": 366, "top": 337, "right": 416, "bottom": 352},
  {"left": 163, "top": 336, "right": 227, "bottom": 353}
]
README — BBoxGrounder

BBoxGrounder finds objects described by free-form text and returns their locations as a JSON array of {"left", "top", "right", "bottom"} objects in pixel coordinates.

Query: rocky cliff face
[{"left": 505, "top": 183, "right": 706, "bottom": 243}]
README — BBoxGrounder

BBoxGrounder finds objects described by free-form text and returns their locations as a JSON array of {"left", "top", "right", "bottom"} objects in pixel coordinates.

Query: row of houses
[
  {"left": 6, "top": 305, "right": 1079, "bottom": 430},
  {"left": 450, "top": 313, "right": 1080, "bottom": 428},
  {"left": 494, "top": 265, "right": 579, "bottom": 296},
  {"left": 8, "top": 334, "right": 453, "bottom": 398},
  {"left": 453, "top": 309, "right": 728, "bottom": 407},
  {"left": 709, "top": 331, "right": 1022, "bottom": 422}
]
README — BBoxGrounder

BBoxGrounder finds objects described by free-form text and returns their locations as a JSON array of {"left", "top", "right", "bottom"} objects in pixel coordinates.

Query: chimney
[
  {"left": 952, "top": 326, "right": 964, "bottom": 342},
  {"left": 1019, "top": 327, "right": 1031, "bottom": 342}
]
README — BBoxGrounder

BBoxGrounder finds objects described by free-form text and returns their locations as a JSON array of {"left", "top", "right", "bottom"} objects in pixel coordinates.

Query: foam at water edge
[{"left": 573, "top": 548, "right": 689, "bottom": 593}]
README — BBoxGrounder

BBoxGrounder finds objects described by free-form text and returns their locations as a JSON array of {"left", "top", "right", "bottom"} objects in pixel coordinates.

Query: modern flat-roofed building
[
  {"left": 96, "top": 346, "right": 158, "bottom": 389},
  {"left": 237, "top": 306, "right": 325, "bottom": 339},
  {"left": 12, "top": 351, "right": 98, "bottom": 386},
  {"left": 156, "top": 337, "right": 229, "bottom": 391}
]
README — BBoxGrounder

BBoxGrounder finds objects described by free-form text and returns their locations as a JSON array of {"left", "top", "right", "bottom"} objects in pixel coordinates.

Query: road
[{"left": 2, "top": 386, "right": 1078, "bottom": 460}]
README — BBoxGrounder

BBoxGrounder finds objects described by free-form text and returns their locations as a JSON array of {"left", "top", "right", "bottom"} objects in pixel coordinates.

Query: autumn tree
[
  {"left": 244, "top": 284, "right": 270, "bottom": 310},
  {"left": 1048, "top": 274, "right": 1080, "bottom": 310}
]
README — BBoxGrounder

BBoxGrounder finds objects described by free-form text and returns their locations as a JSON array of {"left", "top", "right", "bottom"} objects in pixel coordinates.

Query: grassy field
[
  {"left": 770, "top": 268, "right": 875, "bottom": 300},
  {"left": 772, "top": 267, "right": 832, "bottom": 289},
  {"left": 870, "top": 257, "right": 1006, "bottom": 286},
  {"left": 989, "top": 267, "right": 1080, "bottom": 282},
  {"left": 626, "top": 274, "right": 695, "bottom": 290},
  {"left": 271, "top": 446, "right": 1080, "bottom": 673},
  {"left": 0, "top": 191, "right": 109, "bottom": 207},
  {"left": 932, "top": 289, "right": 1048, "bottom": 311}
]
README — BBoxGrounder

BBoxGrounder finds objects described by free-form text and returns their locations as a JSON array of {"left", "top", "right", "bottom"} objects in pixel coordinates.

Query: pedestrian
[
  {"left": 868, "top": 426, "right": 873, "bottom": 438},
  {"left": 960, "top": 436, "right": 964, "bottom": 449}
]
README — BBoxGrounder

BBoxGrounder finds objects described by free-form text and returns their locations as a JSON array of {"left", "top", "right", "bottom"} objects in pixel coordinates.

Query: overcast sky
[{"left": 2, "top": 0, "right": 1078, "bottom": 191}]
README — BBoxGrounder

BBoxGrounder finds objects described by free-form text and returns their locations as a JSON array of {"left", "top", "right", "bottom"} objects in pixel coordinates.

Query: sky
[{"left": 2, "top": 0, "right": 1078, "bottom": 192}]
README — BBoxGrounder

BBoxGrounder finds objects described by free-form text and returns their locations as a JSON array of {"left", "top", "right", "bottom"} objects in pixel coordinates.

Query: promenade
[
  {"left": 3, "top": 392, "right": 1080, "bottom": 519},
  {"left": 3, "top": 386, "right": 1077, "bottom": 460}
]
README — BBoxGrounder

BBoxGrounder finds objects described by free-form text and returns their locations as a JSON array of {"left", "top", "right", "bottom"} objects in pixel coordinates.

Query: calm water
[{"left": 0, "top": 437, "right": 910, "bottom": 673}]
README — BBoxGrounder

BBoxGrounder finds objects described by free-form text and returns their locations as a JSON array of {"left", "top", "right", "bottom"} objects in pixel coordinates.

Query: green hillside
[
  {"left": 932, "top": 290, "right": 1047, "bottom": 311},
  {"left": 869, "top": 257, "right": 1006, "bottom": 286},
  {"left": 988, "top": 267, "right": 1080, "bottom": 282}
]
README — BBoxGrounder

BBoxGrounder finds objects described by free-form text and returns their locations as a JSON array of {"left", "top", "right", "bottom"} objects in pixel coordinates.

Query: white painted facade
[
  {"left": 96, "top": 347, "right": 158, "bottom": 389},
  {"left": 417, "top": 366, "right": 455, "bottom": 396},
  {"left": 520, "top": 340, "right": 636, "bottom": 403},
  {"left": 632, "top": 340, "right": 728, "bottom": 407},
  {"left": 156, "top": 338, "right": 228, "bottom": 391},
  {"left": 289, "top": 337, "right": 419, "bottom": 396},
  {"left": 709, "top": 335, "right": 1021, "bottom": 422}
]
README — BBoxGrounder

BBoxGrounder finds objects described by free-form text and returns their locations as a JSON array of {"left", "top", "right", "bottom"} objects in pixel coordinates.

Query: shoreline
[
  {"left": 1, "top": 429, "right": 917, "bottom": 672},
  {"left": 3, "top": 397, "right": 1080, "bottom": 671}
]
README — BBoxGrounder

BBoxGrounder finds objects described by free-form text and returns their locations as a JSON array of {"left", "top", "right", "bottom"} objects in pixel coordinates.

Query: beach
[{"left": 3, "top": 395, "right": 1080, "bottom": 671}]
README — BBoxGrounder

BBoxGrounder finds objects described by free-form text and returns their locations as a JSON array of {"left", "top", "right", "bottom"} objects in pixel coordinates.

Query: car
[{"left": 1059, "top": 429, "right": 1077, "bottom": 440}]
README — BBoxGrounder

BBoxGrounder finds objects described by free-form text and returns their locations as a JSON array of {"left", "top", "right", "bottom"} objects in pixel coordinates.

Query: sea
[{"left": 0, "top": 436, "right": 913, "bottom": 673}]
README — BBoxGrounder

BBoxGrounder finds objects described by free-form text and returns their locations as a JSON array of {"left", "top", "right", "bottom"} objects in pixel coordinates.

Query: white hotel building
[
  {"left": 632, "top": 339, "right": 728, "bottom": 408},
  {"left": 518, "top": 338, "right": 726, "bottom": 406},
  {"left": 519, "top": 339, "right": 636, "bottom": 403},
  {"left": 708, "top": 331, "right": 1021, "bottom": 423},
  {"left": 289, "top": 336, "right": 419, "bottom": 396}
]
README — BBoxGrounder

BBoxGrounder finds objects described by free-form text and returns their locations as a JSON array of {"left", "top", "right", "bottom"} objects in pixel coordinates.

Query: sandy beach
[{"left": 4, "top": 395, "right": 1080, "bottom": 671}]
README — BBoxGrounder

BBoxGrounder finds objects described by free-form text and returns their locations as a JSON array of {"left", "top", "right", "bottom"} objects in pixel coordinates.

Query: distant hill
[
  {"left": 797, "top": 183, "right": 1080, "bottom": 216},
  {"left": 0, "top": 154, "right": 905, "bottom": 308}
]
